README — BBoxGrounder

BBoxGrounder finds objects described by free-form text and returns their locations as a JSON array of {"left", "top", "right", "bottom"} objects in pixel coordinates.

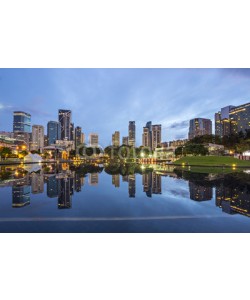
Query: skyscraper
[
  {"left": 89, "top": 133, "right": 99, "bottom": 147},
  {"left": 13, "top": 111, "right": 31, "bottom": 133},
  {"left": 215, "top": 106, "right": 235, "bottom": 137},
  {"left": 229, "top": 102, "right": 250, "bottom": 134},
  {"left": 188, "top": 118, "right": 212, "bottom": 140},
  {"left": 215, "top": 103, "right": 250, "bottom": 137},
  {"left": 152, "top": 124, "right": 162, "bottom": 149},
  {"left": 112, "top": 131, "right": 120, "bottom": 147},
  {"left": 70, "top": 123, "right": 74, "bottom": 141},
  {"left": 128, "top": 121, "right": 136, "bottom": 147},
  {"left": 75, "top": 126, "right": 82, "bottom": 149},
  {"left": 31, "top": 125, "right": 44, "bottom": 152},
  {"left": 122, "top": 136, "right": 129, "bottom": 146},
  {"left": 58, "top": 109, "right": 72, "bottom": 141},
  {"left": 47, "top": 121, "right": 61, "bottom": 145},
  {"left": 142, "top": 121, "right": 152, "bottom": 150}
]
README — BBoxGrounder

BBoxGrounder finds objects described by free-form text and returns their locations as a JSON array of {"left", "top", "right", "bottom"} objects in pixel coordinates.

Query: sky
[{"left": 0, "top": 68, "right": 250, "bottom": 146}]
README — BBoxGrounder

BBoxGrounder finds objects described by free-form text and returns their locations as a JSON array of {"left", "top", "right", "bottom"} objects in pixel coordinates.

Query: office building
[
  {"left": 142, "top": 121, "right": 152, "bottom": 150},
  {"left": 58, "top": 109, "right": 72, "bottom": 141},
  {"left": 75, "top": 126, "right": 82, "bottom": 149},
  {"left": 112, "top": 131, "right": 120, "bottom": 147},
  {"left": 128, "top": 121, "right": 136, "bottom": 147},
  {"left": 81, "top": 133, "right": 85, "bottom": 144},
  {"left": 31, "top": 125, "right": 44, "bottom": 152},
  {"left": 188, "top": 118, "right": 212, "bottom": 140},
  {"left": 122, "top": 136, "right": 129, "bottom": 146},
  {"left": 13, "top": 111, "right": 31, "bottom": 133},
  {"left": 152, "top": 124, "right": 162, "bottom": 149},
  {"left": 47, "top": 121, "right": 61, "bottom": 145},
  {"left": 229, "top": 102, "right": 250, "bottom": 134},
  {"left": 89, "top": 133, "right": 99, "bottom": 147},
  {"left": 13, "top": 132, "right": 30, "bottom": 149},
  {"left": 215, "top": 106, "right": 235, "bottom": 137},
  {"left": 70, "top": 123, "right": 74, "bottom": 141}
]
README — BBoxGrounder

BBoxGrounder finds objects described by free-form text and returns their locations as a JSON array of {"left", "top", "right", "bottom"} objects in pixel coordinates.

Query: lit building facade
[
  {"left": 142, "top": 121, "right": 152, "bottom": 150},
  {"left": 47, "top": 121, "right": 61, "bottom": 145},
  {"left": 75, "top": 126, "right": 82, "bottom": 149},
  {"left": 58, "top": 109, "right": 72, "bottom": 141},
  {"left": 152, "top": 124, "right": 162, "bottom": 149},
  {"left": 13, "top": 111, "right": 31, "bottom": 133},
  {"left": 188, "top": 118, "right": 212, "bottom": 139},
  {"left": 128, "top": 121, "right": 136, "bottom": 147},
  {"left": 215, "top": 105, "right": 235, "bottom": 137},
  {"left": 229, "top": 102, "right": 250, "bottom": 134},
  {"left": 112, "top": 131, "right": 120, "bottom": 147}
]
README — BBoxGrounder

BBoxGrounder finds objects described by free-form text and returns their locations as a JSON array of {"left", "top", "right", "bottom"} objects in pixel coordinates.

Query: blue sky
[{"left": 0, "top": 68, "right": 250, "bottom": 146}]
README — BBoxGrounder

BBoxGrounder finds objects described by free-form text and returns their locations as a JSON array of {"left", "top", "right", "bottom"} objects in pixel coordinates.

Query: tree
[{"left": 0, "top": 147, "right": 12, "bottom": 160}]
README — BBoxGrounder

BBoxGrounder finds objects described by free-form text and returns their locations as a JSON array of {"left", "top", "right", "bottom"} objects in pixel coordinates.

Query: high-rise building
[
  {"left": 44, "top": 135, "right": 48, "bottom": 147},
  {"left": 31, "top": 125, "right": 44, "bottom": 152},
  {"left": 188, "top": 118, "right": 212, "bottom": 140},
  {"left": 122, "top": 136, "right": 129, "bottom": 146},
  {"left": 13, "top": 111, "right": 31, "bottom": 133},
  {"left": 58, "top": 109, "right": 72, "bottom": 141},
  {"left": 229, "top": 102, "right": 250, "bottom": 135},
  {"left": 112, "top": 131, "right": 120, "bottom": 147},
  {"left": 152, "top": 124, "right": 162, "bottom": 149},
  {"left": 75, "top": 126, "right": 82, "bottom": 149},
  {"left": 70, "top": 123, "right": 74, "bottom": 141},
  {"left": 13, "top": 132, "right": 30, "bottom": 149},
  {"left": 215, "top": 106, "right": 235, "bottom": 137},
  {"left": 81, "top": 133, "right": 85, "bottom": 144},
  {"left": 47, "top": 121, "right": 61, "bottom": 145},
  {"left": 89, "top": 133, "right": 99, "bottom": 147},
  {"left": 142, "top": 121, "right": 152, "bottom": 150},
  {"left": 128, "top": 121, "right": 136, "bottom": 147},
  {"left": 215, "top": 103, "right": 250, "bottom": 137}
]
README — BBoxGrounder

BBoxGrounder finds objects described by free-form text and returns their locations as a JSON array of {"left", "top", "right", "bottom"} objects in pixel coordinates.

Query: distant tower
[
  {"left": 32, "top": 125, "right": 44, "bottom": 152},
  {"left": 89, "top": 133, "right": 99, "bottom": 147},
  {"left": 152, "top": 124, "right": 162, "bottom": 149},
  {"left": 128, "top": 121, "right": 136, "bottom": 147},
  {"left": 112, "top": 131, "right": 120, "bottom": 147},
  {"left": 58, "top": 109, "right": 72, "bottom": 141},
  {"left": 142, "top": 121, "right": 152, "bottom": 150},
  {"left": 75, "top": 126, "right": 82, "bottom": 149}
]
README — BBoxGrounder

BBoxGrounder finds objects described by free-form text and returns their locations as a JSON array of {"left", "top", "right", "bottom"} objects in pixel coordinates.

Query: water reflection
[{"left": 1, "top": 163, "right": 250, "bottom": 218}]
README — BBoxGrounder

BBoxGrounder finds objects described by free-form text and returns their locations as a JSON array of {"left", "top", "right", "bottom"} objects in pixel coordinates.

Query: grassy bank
[{"left": 174, "top": 156, "right": 250, "bottom": 167}]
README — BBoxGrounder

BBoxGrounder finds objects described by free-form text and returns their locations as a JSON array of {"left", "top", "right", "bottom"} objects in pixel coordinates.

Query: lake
[{"left": 0, "top": 163, "right": 250, "bottom": 232}]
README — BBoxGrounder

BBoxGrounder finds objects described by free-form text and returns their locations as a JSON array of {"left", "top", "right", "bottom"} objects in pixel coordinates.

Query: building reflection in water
[
  {"left": 88, "top": 173, "right": 99, "bottom": 186},
  {"left": 47, "top": 175, "right": 59, "bottom": 198},
  {"left": 75, "top": 172, "right": 84, "bottom": 192},
  {"left": 216, "top": 184, "right": 250, "bottom": 216},
  {"left": 128, "top": 174, "right": 136, "bottom": 197},
  {"left": 142, "top": 172, "right": 162, "bottom": 197},
  {"left": 31, "top": 173, "right": 44, "bottom": 194},
  {"left": 112, "top": 174, "right": 120, "bottom": 188},
  {"left": 58, "top": 175, "right": 74, "bottom": 209},
  {"left": 189, "top": 182, "right": 213, "bottom": 201},
  {"left": 12, "top": 186, "right": 31, "bottom": 208}
]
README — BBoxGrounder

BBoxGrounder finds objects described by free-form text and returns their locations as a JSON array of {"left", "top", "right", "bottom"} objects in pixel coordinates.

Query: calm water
[{"left": 0, "top": 163, "right": 250, "bottom": 232}]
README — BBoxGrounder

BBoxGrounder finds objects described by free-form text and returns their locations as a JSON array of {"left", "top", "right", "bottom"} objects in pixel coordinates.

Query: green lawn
[{"left": 174, "top": 156, "right": 250, "bottom": 167}]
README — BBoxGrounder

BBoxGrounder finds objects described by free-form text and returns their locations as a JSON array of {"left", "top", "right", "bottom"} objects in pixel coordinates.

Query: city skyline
[{"left": 1, "top": 69, "right": 250, "bottom": 145}]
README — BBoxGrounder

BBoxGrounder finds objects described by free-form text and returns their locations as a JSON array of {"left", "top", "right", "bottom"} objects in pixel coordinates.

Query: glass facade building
[
  {"left": 47, "top": 121, "right": 61, "bottom": 145},
  {"left": 58, "top": 109, "right": 72, "bottom": 141},
  {"left": 13, "top": 111, "right": 31, "bottom": 133}
]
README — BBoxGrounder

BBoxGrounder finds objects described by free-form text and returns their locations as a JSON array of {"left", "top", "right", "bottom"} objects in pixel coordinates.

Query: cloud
[{"left": 167, "top": 120, "right": 189, "bottom": 129}]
